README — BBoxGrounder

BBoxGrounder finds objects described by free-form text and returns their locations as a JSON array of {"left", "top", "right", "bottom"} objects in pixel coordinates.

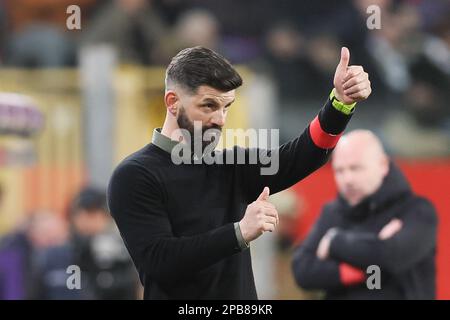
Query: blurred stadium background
[{"left": 0, "top": 0, "right": 448, "bottom": 299}]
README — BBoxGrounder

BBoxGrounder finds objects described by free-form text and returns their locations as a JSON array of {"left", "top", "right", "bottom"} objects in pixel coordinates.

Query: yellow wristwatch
[{"left": 329, "top": 89, "right": 356, "bottom": 115}]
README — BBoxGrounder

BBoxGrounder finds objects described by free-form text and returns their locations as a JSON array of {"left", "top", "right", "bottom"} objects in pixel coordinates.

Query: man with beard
[
  {"left": 107, "top": 46, "right": 372, "bottom": 299},
  {"left": 292, "top": 130, "right": 437, "bottom": 299}
]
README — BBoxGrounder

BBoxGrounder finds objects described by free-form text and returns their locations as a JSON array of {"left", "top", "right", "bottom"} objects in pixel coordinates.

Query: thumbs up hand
[
  {"left": 239, "top": 187, "right": 279, "bottom": 244},
  {"left": 333, "top": 47, "right": 372, "bottom": 104},
  {"left": 256, "top": 186, "right": 270, "bottom": 201}
]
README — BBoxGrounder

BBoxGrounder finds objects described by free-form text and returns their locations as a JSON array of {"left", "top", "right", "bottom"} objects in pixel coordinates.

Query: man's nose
[
  {"left": 211, "top": 110, "right": 226, "bottom": 127},
  {"left": 341, "top": 171, "right": 354, "bottom": 186}
]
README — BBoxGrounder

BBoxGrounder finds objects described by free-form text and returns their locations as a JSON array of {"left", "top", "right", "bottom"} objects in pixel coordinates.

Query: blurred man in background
[
  {"left": 0, "top": 187, "right": 139, "bottom": 299},
  {"left": 69, "top": 187, "right": 139, "bottom": 299},
  {"left": 292, "top": 130, "right": 438, "bottom": 299},
  {"left": 0, "top": 210, "right": 71, "bottom": 299}
]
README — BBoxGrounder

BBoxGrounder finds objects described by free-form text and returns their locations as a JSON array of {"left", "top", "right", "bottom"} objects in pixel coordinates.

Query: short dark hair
[
  {"left": 165, "top": 46, "right": 243, "bottom": 93},
  {"left": 70, "top": 187, "right": 107, "bottom": 216}
]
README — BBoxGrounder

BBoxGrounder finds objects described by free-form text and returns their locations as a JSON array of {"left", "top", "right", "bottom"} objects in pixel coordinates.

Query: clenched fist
[
  {"left": 239, "top": 187, "right": 279, "bottom": 243},
  {"left": 333, "top": 47, "right": 372, "bottom": 104}
]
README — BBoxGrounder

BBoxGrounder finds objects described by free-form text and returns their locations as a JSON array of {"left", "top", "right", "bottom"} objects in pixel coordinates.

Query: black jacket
[
  {"left": 292, "top": 163, "right": 438, "bottom": 299},
  {"left": 107, "top": 99, "right": 352, "bottom": 299}
]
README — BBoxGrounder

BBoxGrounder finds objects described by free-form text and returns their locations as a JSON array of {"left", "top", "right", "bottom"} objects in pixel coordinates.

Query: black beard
[{"left": 176, "top": 107, "right": 222, "bottom": 154}]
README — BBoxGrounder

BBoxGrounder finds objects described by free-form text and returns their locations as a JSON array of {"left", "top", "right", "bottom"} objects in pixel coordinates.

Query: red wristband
[
  {"left": 339, "top": 263, "right": 365, "bottom": 286},
  {"left": 309, "top": 116, "right": 342, "bottom": 149}
]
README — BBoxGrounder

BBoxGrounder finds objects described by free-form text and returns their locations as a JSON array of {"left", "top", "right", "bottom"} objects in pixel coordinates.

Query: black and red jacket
[
  {"left": 108, "top": 97, "right": 352, "bottom": 299},
  {"left": 292, "top": 163, "right": 437, "bottom": 299}
]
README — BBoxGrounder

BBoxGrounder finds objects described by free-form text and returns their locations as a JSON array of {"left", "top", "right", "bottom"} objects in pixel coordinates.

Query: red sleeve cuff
[
  {"left": 309, "top": 116, "right": 343, "bottom": 149},
  {"left": 339, "top": 263, "right": 365, "bottom": 286}
]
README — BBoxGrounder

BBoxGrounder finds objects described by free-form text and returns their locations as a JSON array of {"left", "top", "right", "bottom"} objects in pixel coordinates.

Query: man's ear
[
  {"left": 164, "top": 90, "right": 179, "bottom": 116},
  {"left": 380, "top": 154, "right": 390, "bottom": 178}
]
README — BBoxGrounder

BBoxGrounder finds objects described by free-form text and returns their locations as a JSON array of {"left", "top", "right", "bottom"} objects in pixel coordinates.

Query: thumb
[
  {"left": 337, "top": 47, "right": 350, "bottom": 73},
  {"left": 257, "top": 186, "right": 270, "bottom": 201}
]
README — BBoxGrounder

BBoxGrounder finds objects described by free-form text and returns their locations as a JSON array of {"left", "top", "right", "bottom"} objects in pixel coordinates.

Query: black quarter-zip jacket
[{"left": 107, "top": 98, "right": 352, "bottom": 299}]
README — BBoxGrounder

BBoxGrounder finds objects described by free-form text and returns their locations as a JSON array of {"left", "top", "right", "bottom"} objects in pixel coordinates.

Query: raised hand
[
  {"left": 239, "top": 187, "right": 279, "bottom": 243},
  {"left": 333, "top": 47, "right": 372, "bottom": 104}
]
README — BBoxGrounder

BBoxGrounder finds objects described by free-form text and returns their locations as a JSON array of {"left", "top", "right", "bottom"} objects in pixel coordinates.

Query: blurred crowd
[
  {"left": 1, "top": 0, "right": 448, "bottom": 153},
  {"left": 0, "top": 187, "right": 139, "bottom": 299}
]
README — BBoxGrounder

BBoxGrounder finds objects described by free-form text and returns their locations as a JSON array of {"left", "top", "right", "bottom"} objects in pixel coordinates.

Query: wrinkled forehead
[
  {"left": 194, "top": 85, "right": 236, "bottom": 103},
  {"left": 332, "top": 144, "right": 385, "bottom": 171},
  {"left": 332, "top": 141, "right": 370, "bottom": 167}
]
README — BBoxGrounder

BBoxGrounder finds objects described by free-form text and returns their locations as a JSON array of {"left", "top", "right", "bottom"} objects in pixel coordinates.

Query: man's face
[
  {"left": 175, "top": 85, "right": 235, "bottom": 150},
  {"left": 73, "top": 209, "right": 110, "bottom": 237},
  {"left": 332, "top": 141, "right": 388, "bottom": 206},
  {"left": 28, "top": 213, "right": 69, "bottom": 248}
]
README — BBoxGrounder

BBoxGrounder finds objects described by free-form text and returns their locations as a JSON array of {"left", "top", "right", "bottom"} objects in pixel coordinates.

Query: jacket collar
[{"left": 151, "top": 128, "right": 180, "bottom": 154}]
